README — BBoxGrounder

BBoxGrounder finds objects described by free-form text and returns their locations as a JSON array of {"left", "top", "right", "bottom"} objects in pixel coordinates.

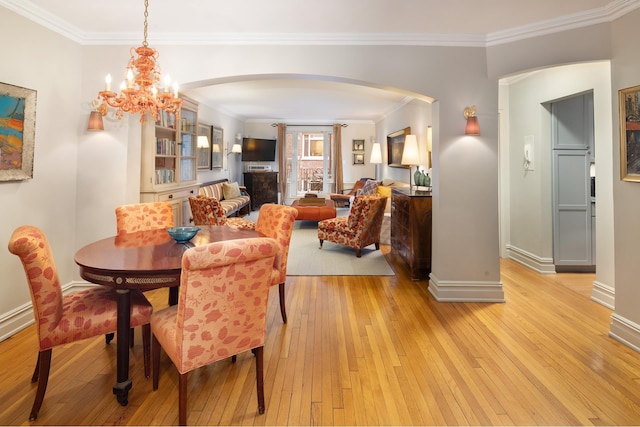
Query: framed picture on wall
[
  {"left": 620, "top": 85, "right": 640, "bottom": 181},
  {"left": 387, "top": 126, "right": 411, "bottom": 168},
  {"left": 352, "top": 139, "right": 364, "bottom": 151},
  {"left": 211, "top": 126, "right": 223, "bottom": 168},
  {"left": 353, "top": 153, "right": 365, "bottom": 165},
  {"left": 197, "top": 123, "right": 212, "bottom": 170},
  {"left": 0, "top": 82, "right": 36, "bottom": 181}
]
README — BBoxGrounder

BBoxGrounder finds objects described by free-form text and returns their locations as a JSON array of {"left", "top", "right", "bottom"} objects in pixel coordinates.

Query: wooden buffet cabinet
[
  {"left": 243, "top": 171, "right": 278, "bottom": 210},
  {"left": 390, "top": 187, "right": 433, "bottom": 281}
]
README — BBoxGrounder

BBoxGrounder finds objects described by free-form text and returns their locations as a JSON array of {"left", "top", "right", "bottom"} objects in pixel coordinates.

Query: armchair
[
  {"left": 318, "top": 195, "right": 387, "bottom": 257},
  {"left": 115, "top": 201, "right": 174, "bottom": 235},
  {"left": 329, "top": 177, "right": 374, "bottom": 207}
]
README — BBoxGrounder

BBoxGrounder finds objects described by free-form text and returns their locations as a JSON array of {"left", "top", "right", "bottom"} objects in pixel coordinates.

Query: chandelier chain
[{"left": 143, "top": 0, "right": 149, "bottom": 47}]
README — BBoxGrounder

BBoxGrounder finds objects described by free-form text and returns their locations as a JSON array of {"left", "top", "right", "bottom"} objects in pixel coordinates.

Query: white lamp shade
[
  {"left": 370, "top": 142, "right": 382, "bottom": 164},
  {"left": 231, "top": 143, "right": 242, "bottom": 153},
  {"left": 212, "top": 144, "right": 221, "bottom": 153},
  {"left": 401, "top": 135, "right": 420, "bottom": 166},
  {"left": 197, "top": 135, "right": 209, "bottom": 148}
]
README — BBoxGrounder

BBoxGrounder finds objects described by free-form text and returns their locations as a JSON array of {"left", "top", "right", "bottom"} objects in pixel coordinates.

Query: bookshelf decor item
[
  {"left": 96, "top": 0, "right": 183, "bottom": 123},
  {"left": 0, "top": 82, "right": 36, "bottom": 181}
]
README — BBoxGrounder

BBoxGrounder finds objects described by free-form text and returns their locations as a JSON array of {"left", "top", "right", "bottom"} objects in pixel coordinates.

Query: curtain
[
  {"left": 333, "top": 124, "right": 343, "bottom": 194},
  {"left": 277, "top": 123, "right": 287, "bottom": 204}
]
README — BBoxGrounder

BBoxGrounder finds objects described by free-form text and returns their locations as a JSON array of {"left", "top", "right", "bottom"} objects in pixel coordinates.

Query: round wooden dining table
[{"left": 74, "top": 225, "right": 259, "bottom": 406}]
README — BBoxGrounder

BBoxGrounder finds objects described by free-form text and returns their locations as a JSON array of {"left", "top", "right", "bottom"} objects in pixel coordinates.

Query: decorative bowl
[{"left": 166, "top": 226, "right": 200, "bottom": 243}]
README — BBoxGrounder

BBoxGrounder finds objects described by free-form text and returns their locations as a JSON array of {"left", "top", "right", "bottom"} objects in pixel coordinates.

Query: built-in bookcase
[{"left": 140, "top": 98, "right": 199, "bottom": 226}]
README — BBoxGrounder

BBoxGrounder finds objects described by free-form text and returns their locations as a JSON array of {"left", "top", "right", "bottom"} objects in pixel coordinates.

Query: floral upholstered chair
[
  {"left": 151, "top": 237, "right": 280, "bottom": 425},
  {"left": 255, "top": 203, "right": 298, "bottom": 323},
  {"left": 317, "top": 194, "right": 387, "bottom": 257},
  {"left": 188, "top": 195, "right": 256, "bottom": 230},
  {"left": 8, "top": 225, "right": 153, "bottom": 421},
  {"left": 115, "top": 201, "right": 174, "bottom": 235}
]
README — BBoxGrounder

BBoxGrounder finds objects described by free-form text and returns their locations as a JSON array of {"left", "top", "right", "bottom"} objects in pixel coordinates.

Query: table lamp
[{"left": 401, "top": 134, "right": 420, "bottom": 189}]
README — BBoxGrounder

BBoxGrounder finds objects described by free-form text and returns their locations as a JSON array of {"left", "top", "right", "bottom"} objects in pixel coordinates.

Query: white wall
[
  {"left": 0, "top": 10, "right": 83, "bottom": 339},
  {"left": 500, "top": 62, "right": 615, "bottom": 307}
]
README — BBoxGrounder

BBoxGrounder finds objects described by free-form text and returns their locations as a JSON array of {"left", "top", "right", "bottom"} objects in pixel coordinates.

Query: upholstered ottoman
[{"left": 291, "top": 198, "right": 337, "bottom": 221}]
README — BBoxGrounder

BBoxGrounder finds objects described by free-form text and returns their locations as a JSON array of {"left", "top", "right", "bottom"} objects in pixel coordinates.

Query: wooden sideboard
[
  {"left": 390, "top": 187, "right": 432, "bottom": 281},
  {"left": 243, "top": 171, "right": 278, "bottom": 210}
]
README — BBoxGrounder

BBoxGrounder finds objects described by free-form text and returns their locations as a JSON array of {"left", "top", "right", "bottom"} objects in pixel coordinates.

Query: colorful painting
[{"left": 0, "top": 82, "right": 36, "bottom": 181}]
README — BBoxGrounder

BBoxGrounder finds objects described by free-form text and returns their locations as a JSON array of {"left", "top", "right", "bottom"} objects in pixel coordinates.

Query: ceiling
[{"left": 2, "top": 0, "right": 631, "bottom": 122}]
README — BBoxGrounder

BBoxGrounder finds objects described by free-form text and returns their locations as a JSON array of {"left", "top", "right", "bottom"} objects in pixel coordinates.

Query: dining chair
[
  {"left": 318, "top": 194, "right": 387, "bottom": 257},
  {"left": 115, "top": 201, "right": 174, "bottom": 235},
  {"left": 151, "top": 237, "right": 280, "bottom": 425},
  {"left": 188, "top": 195, "right": 256, "bottom": 230},
  {"left": 115, "top": 200, "right": 177, "bottom": 310},
  {"left": 255, "top": 203, "right": 298, "bottom": 323},
  {"left": 8, "top": 225, "right": 153, "bottom": 421}
]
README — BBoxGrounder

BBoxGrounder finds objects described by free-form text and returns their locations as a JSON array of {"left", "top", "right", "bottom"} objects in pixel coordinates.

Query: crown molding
[
  {"left": 486, "top": 0, "right": 640, "bottom": 46},
  {"left": 2, "top": 0, "right": 640, "bottom": 47}
]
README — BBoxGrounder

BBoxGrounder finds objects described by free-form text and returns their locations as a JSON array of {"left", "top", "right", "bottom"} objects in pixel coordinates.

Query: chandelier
[{"left": 97, "top": 0, "right": 183, "bottom": 123}]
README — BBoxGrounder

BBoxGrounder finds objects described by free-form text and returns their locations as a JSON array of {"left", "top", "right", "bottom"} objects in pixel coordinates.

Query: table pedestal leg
[{"left": 114, "top": 289, "right": 131, "bottom": 406}]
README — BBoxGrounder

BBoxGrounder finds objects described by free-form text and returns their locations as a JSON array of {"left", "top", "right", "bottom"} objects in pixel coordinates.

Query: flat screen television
[{"left": 241, "top": 138, "right": 277, "bottom": 161}]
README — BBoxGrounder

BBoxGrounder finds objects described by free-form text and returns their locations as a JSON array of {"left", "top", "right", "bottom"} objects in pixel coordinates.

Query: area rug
[{"left": 286, "top": 219, "right": 395, "bottom": 276}]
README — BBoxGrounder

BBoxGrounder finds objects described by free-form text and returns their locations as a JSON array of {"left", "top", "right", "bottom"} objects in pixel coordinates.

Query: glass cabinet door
[{"left": 179, "top": 107, "right": 197, "bottom": 182}]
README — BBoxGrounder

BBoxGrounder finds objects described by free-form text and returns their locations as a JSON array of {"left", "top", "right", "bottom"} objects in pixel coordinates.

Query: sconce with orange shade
[{"left": 464, "top": 105, "right": 480, "bottom": 135}]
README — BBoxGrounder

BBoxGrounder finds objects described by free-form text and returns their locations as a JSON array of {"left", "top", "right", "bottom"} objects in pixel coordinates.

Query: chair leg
[
  {"left": 152, "top": 334, "right": 161, "bottom": 390},
  {"left": 105, "top": 333, "right": 114, "bottom": 344},
  {"left": 179, "top": 372, "right": 188, "bottom": 426},
  {"left": 30, "top": 349, "right": 52, "bottom": 421},
  {"left": 355, "top": 248, "right": 362, "bottom": 258},
  {"left": 319, "top": 239, "right": 323, "bottom": 249},
  {"left": 142, "top": 324, "right": 151, "bottom": 379},
  {"left": 278, "top": 282, "right": 287, "bottom": 323},
  {"left": 31, "top": 353, "right": 40, "bottom": 383},
  {"left": 255, "top": 346, "right": 265, "bottom": 414},
  {"left": 375, "top": 242, "right": 380, "bottom": 250}
]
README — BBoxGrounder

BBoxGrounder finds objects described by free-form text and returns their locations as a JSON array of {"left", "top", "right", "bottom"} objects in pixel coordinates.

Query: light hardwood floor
[{"left": 1, "top": 250, "right": 640, "bottom": 426}]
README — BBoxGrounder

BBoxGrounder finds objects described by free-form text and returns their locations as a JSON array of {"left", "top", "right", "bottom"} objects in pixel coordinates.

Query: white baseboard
[
  {"left": 506, "top": 244, "right": 556, "bottom": 273},
  {"left": 609, "top": 313, "right": 640, "bottom": 353},
  {"left": 0, "top": 281, "right": 90, "bottom": 343},
  {"left": 428, "top": 274, "right": 505, "bottom": 302},
  {"left": 591, "top": 280, "right": 615, "bottom": 310}
]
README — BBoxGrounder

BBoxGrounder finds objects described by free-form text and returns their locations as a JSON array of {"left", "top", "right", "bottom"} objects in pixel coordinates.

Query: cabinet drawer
[{"left": 157, "top": 187, "right": 198, "bottom": 202}]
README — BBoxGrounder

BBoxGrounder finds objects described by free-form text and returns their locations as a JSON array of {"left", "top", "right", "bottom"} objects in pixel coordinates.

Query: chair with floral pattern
[
  {"left": 188, "top": 195, "right": 256, "bottom": 230},
  {"left": 151, "top": 237, "right": 280, "bottom": 425},
  {"left": 317, "top": 194, "right": 387, "bottom": 257},
  {"left": 255, "top": 203, "right": 298, "bottom": 323},
  {"left": 115, "top": 201, "right": 174, "bottom": 235},
  {"left": 8, "top": 225, "right": 153, "bottom": 421}
]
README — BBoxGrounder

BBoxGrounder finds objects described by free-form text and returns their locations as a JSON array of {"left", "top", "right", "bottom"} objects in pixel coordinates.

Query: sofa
[{"left": 198, "top": 179, "right": 251, "bottom": 217}]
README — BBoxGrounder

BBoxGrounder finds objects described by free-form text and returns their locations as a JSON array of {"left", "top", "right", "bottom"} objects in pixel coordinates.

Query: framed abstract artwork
[
  {"left": 0, "top": 82, "right": 36, "bottom": 181},
  {"left": 619, "top": 85, "right": 640, "bottom": 181}
]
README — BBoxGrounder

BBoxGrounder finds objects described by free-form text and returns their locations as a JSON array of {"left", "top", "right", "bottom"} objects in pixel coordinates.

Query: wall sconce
[
  {"left": 464, "top": 105, "right": 480, "bottom": 135},
  {"left": 401, "top": 134, "right": 420, "bottom": 189},
  {"left": 228, "top": 133, "right": 242, "bottom": 155},
  {"left": 87, "top": 99, "right": 106, "bottom": 131},
  {"left": 369, "top": 137, "right": 382, "bottom": 180}
]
